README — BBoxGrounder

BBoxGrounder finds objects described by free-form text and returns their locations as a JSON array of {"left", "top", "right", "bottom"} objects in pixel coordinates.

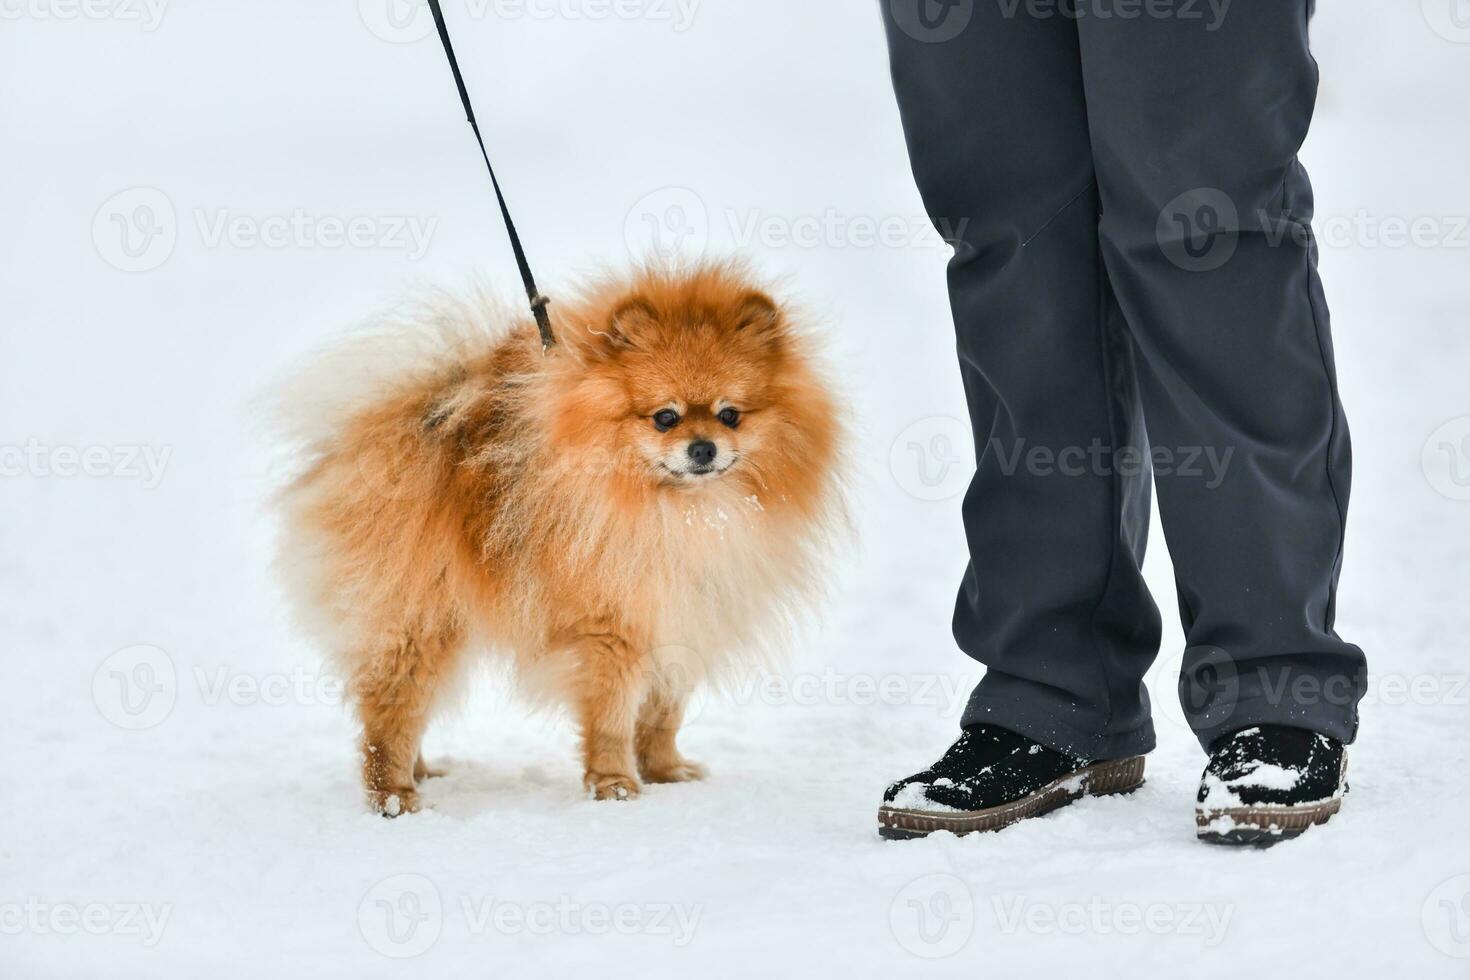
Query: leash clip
[{"left": 530, "top": 294, "right": 555, "bottom": 353}]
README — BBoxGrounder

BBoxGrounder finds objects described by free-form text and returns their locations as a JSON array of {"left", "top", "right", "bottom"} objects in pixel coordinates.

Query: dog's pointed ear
[
  {"left": 734, "top": 291, "right": 783, "bottom": 343},
  {"left": 599, "top": 296, "right": 658, "bottom": 351}
]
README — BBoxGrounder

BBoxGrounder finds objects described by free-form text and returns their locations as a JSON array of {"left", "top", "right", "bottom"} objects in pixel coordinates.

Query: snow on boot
[
  {"left": 1196, "top": 725, "right": 1348, "bottom": 846},
  {"left": 878, "top": 725, "right": 1145, "bottom": 840}
]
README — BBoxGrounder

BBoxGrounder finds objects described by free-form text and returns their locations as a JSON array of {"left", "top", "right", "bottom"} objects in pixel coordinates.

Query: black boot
[
  {"left": 877, "top": 725, "right": 1146, "bottom": 840},
  {"left": 1196, "top": 725, "right": 1348, "bottom": 846}
]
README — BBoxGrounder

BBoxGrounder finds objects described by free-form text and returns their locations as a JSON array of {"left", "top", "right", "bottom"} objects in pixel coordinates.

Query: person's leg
[
  {"left": 882, "top": 2, "right": 1160, "bottom": 761},
  {"left": 1074, "top": 3, "right": 1367, "bottom": 749}
]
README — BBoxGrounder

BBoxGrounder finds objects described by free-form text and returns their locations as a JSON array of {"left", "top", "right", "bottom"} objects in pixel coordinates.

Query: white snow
[
  {"left": 1055, "top": 772, "right": 1090, "bottom": 795},
  {"left": 1198, "top": 758, "right": 1346, "bottom": 810},
  {"left": 1227, "top": 763, "right": 1305, "bottom": 793},
  {"left": 1198, "top": 771, "right": 1290, "bottom": 811},
  {"left": 888, "top": 782, "right": 963, "bottom": 813},
  {"left": 4, "top": 1, "right": 1469, "bottom": 978}
]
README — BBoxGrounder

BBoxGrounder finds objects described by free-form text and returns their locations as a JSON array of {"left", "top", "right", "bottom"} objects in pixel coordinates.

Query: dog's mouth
[{"left": 656, "top": 457, "right": 738, "bottom": 485}]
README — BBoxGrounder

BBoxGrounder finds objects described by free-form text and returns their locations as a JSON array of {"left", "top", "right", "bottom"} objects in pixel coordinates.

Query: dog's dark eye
[
  {"left": 653, "top": 409, "right": 681, "bottom": 432},
  {"left": 717, "top": 407, "right": 741, "bottom": 429}
]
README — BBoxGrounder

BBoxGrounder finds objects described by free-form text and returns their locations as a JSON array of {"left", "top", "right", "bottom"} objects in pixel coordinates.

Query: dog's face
[
  {"left": 610, "top": 292, "right": 782, "bottom": 488},
  {"left": 553, "top": 270, "right": 838, "bottom": 506}
]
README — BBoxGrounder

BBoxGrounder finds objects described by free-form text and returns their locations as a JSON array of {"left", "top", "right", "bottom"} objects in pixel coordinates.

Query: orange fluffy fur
[{"left": 274, "top": 262, "right": 844, "bottom": 813}]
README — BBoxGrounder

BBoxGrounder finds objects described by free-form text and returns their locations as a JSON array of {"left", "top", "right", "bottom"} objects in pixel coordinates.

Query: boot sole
[
  {"left": 1195, "top": 797, "right": 1342, "bottom": 847},
  {"left": 877, "top": 755, "right": 1146, "bottom": 840}
]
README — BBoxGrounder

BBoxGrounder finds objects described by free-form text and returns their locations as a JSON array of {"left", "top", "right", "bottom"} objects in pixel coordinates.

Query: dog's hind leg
[
  {"left": 636, "top": 682, "right": 707, "bottom": 784},
  {"left": 568, "top": 624, "right": 651, "bottom": 801},
  {"left": 413, "top": 753, "right": 447, "bottom": 783},
  {"left": 352, "top": 623, "right": 463, "bottom": 816}
]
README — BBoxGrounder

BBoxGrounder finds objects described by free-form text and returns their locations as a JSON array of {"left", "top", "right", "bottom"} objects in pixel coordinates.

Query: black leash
[{"left": 425, "top": 0, "right": 555, "bottom": 351}]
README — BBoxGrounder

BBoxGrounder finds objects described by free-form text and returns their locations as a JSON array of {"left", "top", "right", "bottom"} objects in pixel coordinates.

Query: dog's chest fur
[{"left": 601, "top": 489, "right": 806, "bottom": 671}]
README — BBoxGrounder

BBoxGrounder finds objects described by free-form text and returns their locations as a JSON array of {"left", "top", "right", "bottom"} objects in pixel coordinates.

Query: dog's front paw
[
  {"left": 585, "top": 772, "right": 642, "bottom": 801},
  {"left": 369, "top": 787, "right": 422, "bottom": 818},
  {"left": 642, "top": 759, "right": 708, "bottom": 784}
]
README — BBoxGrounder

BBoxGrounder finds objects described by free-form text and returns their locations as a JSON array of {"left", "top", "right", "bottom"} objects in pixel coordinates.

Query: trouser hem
[
  {"left": 962, "top": 694, "right": 1156, "bottom": 763},
  {"left": 1190, "top": 696, "right": 1360, "bottom": 754}
]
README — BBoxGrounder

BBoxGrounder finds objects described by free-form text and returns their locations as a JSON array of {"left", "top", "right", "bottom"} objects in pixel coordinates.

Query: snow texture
[{"left": 3, "top": 1, "right": 1469, "bottom": 977}]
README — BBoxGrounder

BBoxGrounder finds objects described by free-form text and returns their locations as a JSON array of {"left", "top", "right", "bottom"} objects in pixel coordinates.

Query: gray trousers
[{"left": 882, "top": 0, "right": 1366, "bottom": 758}]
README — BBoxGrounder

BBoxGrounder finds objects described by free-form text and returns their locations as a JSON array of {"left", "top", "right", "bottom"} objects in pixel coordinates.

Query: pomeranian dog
[{"left": 274, "top": 262, "right": 843, "bottom": 814}]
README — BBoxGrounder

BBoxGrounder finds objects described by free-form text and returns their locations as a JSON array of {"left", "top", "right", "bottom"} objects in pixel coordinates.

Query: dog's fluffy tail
[
  {"left": 269, "top": 284, "right": 520, "bottom": 461},
  {"left": 266, "top": 284, "right": 530, "bottom": 659}
]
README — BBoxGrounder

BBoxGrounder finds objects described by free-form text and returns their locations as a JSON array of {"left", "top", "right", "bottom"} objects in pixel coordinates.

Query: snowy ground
[{"left": 4, "top": 1, "right": 1469, "bottom": 977}]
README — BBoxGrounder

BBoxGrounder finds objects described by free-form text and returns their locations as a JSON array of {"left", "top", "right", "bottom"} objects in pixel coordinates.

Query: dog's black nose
[{"left": 687, "top": 440, "right": 718, "bottom": 467}]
